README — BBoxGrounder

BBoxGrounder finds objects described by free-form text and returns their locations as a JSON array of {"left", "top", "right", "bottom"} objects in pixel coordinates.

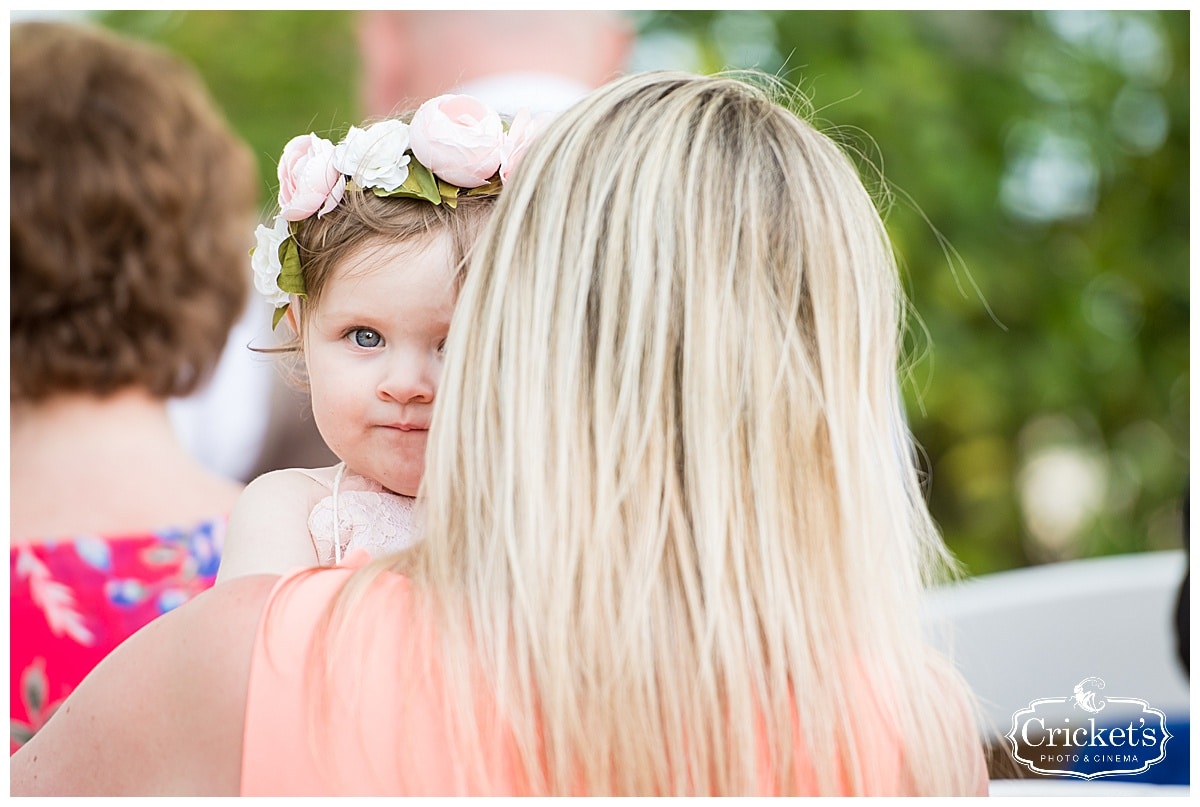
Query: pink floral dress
[{"left": 9, "top": 518, "right": 225, "bottom": 753}]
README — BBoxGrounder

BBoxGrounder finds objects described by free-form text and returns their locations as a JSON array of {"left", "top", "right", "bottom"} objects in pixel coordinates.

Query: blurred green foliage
[
  {"left": 98, "top": 10, "right": 361, "bottom": 214},
  {"left": 89, "top": 10, "right": 1188, "bottom": 576}
]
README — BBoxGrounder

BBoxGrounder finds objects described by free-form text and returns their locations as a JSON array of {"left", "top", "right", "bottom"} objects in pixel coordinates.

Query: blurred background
[{"left": 17, "top": 9, "right": 1188, "bottom": 578}]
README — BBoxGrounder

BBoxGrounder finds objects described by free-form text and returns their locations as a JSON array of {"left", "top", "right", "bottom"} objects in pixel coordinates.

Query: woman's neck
[
  {"left": 13, "top": 388, "right": 179, "bottom": 455},
  {"left": 11, "top": 388, "right": 244, "bottom": 543}
]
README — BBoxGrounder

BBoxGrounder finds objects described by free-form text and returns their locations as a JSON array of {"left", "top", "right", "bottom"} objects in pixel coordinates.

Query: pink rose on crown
[
  {"left": 499, "top": 108, "right": 557, "bottom": 184},
  {"left": 408, "top": 94, "right": 505, "bottom": 188},
  {"left": 277, "top": 133, "right": 346, "bottom": 221}
]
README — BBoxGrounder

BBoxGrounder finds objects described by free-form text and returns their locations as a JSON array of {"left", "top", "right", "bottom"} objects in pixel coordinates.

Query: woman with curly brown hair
[{"left": 9, "top": 20, "right": 258, "bottom": 752}]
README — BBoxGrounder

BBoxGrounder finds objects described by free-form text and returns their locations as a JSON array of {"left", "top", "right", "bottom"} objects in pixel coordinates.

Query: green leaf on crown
[
  {"left": 464, "top": 175, "right": 503, "bottom": 197},
  {"left": 277, "top": 234, "right": 306, "bottom": 296},
  {"left": 271, "top": 302, "right": 290, "bottom": 330},
  {"left": 372, "top": 160, "right": 443, "bottom": 204},
  {"left": 438, "top": 179, "right": 459, "bottom": 208}
]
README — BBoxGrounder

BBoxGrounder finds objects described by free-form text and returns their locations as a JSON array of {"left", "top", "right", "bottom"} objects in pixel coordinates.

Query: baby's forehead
[
  {"left": 340, "top": 231, "right": 448, "bottom": 269},
  {"left": 332, "top": 230, "right": 455, "bottom": 282},
  {"left": 316, "top": 235, "right": 458, "bottom": 317},
  {"left": 309, "top": 249, "right": 457, "bottom": 329}
]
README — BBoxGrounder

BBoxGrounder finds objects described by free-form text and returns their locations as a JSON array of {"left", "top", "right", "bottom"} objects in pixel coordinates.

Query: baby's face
[{"left": 304, "top": 232, "right": 455, "bottom": 496}]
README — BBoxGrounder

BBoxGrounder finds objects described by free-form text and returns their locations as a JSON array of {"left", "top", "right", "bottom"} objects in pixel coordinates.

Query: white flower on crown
[
  {"left": 334, "top": 119, "right": 412, "bottom": 192},
  {"left": 251, "top": 216, "right": 292, "bottom": 308}
]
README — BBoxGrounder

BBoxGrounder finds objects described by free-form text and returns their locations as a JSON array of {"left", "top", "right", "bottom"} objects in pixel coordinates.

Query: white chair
[{"left": 924, "top": 550, "right": 1189, "bottom": 795}]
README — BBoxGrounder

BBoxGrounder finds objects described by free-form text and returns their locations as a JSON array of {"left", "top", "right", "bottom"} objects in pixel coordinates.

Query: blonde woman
[{"left": 11, "top": 71, "right": 988, "bottom": 795}]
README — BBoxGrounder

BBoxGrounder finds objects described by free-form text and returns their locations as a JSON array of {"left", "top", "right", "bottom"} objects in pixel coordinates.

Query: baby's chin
[
  {"left": 343, "top": 454, "right": 423, "bottom": 498},
  {"left": 377, "top": 469, "right": 422, "bottom": 498}
]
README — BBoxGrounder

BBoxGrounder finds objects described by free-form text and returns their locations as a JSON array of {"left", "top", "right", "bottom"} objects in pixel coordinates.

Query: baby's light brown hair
[{"left": 280, "top": 188, "right": 498, "bottom": 353}]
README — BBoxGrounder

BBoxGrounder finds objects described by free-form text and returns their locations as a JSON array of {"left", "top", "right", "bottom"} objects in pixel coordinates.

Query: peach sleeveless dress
[
  {"left": 240, "top": 554, "right": 973, "bottom": 795},
  {"left": 241, "top": 551, "right": 523, "bottom": 795}
]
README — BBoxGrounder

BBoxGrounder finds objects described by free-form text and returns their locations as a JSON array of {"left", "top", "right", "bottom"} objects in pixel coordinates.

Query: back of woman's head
[
  {"left": 432, "top": 71, "right": 936, "bottom": 635},
  {"left": 414, "top": 71, "right": 978, "bottom": 794},
  {"left": 10, "top": 22, "right": 257, "bottom": 402}
]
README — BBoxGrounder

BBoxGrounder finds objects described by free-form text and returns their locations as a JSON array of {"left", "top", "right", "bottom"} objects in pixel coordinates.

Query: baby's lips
[{"left": 384, "top": 421, "right": 429, "bottom": 431}]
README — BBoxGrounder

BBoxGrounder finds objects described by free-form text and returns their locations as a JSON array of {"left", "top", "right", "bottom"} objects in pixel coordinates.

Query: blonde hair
[{"left": 324, "top": 70, "right": 982, "bottom": 794}]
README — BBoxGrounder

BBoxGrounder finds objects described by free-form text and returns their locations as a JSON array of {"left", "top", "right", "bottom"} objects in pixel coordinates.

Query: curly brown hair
[{"left": 10, "top": 22, "right": 258, "bottom": 402}]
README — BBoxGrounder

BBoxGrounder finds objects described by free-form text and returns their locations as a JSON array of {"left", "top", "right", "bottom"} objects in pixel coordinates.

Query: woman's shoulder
[
  {"left": 10, "top": 572, "right": 280, "bottom": 795},
  {"left": 242, "top": 559, "right": 430, "bottom": 794},
  {"left": 257, "top": 553, "right": 413, "bottom": 646},
  {"left": 12, "top": 513, "right": 227, "bottom": 548}
]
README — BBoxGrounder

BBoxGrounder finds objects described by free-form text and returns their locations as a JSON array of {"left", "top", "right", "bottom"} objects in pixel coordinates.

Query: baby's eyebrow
[{"left": 314, "top": 304, "right": 380, "bottom": 320}]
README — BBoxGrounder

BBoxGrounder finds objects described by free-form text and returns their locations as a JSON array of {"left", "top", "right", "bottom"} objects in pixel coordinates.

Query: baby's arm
[{"left": 216, "top": 469, "right": 324, "bottom": 583}]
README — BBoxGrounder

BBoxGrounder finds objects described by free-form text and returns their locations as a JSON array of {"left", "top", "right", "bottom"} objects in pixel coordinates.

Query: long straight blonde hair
[{"left": 325, "top": 70, "right": 983, "bottom": 795}]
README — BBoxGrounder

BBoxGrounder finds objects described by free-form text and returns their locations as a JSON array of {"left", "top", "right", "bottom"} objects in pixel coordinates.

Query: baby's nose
[{"left": 377, "top": 352, "right": 436, "bottom": 404}]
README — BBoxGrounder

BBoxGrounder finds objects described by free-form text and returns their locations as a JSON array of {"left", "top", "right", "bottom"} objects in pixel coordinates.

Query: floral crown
[{"left": 252, "top": 94, "right": 553, "bottom": 327}]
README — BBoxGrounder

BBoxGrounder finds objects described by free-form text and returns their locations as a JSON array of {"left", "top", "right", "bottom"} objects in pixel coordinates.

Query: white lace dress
[{"left": 304, "top": 464, "right": 421, "bottom": 565}]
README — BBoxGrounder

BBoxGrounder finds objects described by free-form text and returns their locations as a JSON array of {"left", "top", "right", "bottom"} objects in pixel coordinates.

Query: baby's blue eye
[{"left": 352, "top": 329, "right": 382, "bottom": 348}]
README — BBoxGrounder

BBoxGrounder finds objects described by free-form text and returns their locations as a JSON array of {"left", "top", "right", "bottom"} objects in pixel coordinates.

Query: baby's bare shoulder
[
  {"left": 216, "top": 466, "right": 340, "bottom": 583},
  {"left": 244, "top": 466, "right": 336, "bottom": 506}
]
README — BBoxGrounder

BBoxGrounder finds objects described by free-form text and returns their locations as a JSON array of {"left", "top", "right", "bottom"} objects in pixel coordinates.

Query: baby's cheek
[{"left": 309, "top": 396, "right": 352, "bottom": 454}]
